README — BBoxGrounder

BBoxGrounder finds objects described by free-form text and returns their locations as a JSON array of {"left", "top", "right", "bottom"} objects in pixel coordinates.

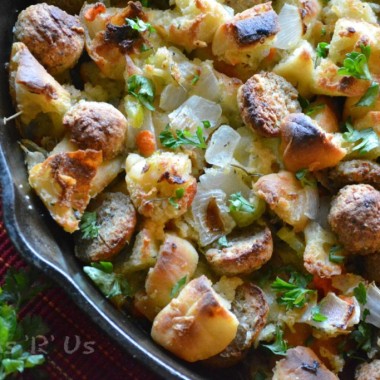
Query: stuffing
[
  {"left": 355, "top": 360, "right": 380, "bottom": 380},
  {"left": 212, "top": 2, "right": 279, "bottom": 67}
]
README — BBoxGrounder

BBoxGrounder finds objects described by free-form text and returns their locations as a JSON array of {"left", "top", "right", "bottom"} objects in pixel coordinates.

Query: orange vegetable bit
[
  {"left": 84, "top": 3, "right": 107, "bottom": 22},
  {"left": 312, "top": 275, "right": 333, "bottom": 297},
  {"left": 136, "top": 130, "right": 156, "bottom": 157}
]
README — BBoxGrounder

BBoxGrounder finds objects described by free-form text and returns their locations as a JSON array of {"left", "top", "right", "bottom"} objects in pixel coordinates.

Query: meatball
[
  {"left": 328, "top": 184, "right": 380, "bottom": 255},
  {"left": 355, "top": 360, "right": 380, "bottom": 380},
  {"left": 238, "top": 71, "right": 300, "bottom": 137},
  {"left": 75, "top": 192, "right": 136, "bottom": 262},
  {"left": 14, "top": 3, "right": 84, "bottom": 75},
  {"left": 316, "top": 160, "right": 380, "bottom": 193},
  {"left": 63, "top": 101, "right": 128, "bottom": 160}
]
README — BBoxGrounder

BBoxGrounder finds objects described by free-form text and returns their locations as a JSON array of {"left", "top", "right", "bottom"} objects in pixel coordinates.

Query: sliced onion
[
  {"left": 169, "top": 95, "right": 222, "bottom": 134},
  {"left": 199, "top": 166, "right": 250, "bottom": 198},
  {"left": 160, "top": 84, "right": 187, "bottom": 112},
  {"left": 274, "top": 4, "right": 303, "bottom": 50},
  {"left": 191, "top": 62, "right": 220, "bottom": 102},
  {"left": 205, "top": 125, "right": 241, "bottom": 167},
  {"left": 191, "top": 185, "right": 236, "bottom": 247},
  {"left": 364, "top": 283, "right": 380, "bottom": 328}
]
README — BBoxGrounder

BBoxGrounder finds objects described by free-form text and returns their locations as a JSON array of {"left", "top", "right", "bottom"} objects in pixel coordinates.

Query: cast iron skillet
[{"left": 0, "top": 1, "right": 251, "bottom": 379}]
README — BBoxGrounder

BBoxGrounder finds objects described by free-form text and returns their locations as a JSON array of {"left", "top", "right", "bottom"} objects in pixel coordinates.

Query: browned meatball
[
  {"left": 75, "top": 192, "right": 137, "bottom": 262},
  {"left": 316, "top": 160, "right": 380, "bottom": 193},
  {"left": 328, "top": 184, "right": 380, "bottom": 255},
  {"left": 63, "top": 101, "right": 128, "bottom": 160},
  {"left": 355, "top": 360, "right": 380, "bottom": 380},
  {"left": 14, "top": 3, "right": 84, "bottom": 75}
]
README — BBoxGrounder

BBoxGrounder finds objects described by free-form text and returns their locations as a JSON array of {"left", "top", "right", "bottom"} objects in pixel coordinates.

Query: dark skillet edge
[{"left": 0, "top": 147, "right": 197, "bottom": 380}]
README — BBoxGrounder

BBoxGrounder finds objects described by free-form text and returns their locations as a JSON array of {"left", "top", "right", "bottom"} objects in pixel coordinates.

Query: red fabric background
[{"left": 0, "top": 201, "right": 159, "bottom": 380}]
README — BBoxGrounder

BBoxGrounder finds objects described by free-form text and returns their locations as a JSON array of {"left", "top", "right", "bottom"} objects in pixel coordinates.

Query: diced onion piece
[
  {"left": 364, "top": 283, "right": 380, "bottom": 328},
  {"left": 205, "top": 125, "right": 241, "bottom": 167},
  {"left": 159, "top": 84, "right": 187, "bottom": 112},
  {"left": 274, "top": 4, "right": 303, "bottom": 50},
  {"left": 169, "top": 95, "right": 222, "bottom": 134},
  {"left": 199, "top": 167, "right": 250, "bottom": 198},
  {"left": 191, "top": 62, "right": 220, "bottom": 102},
  {"left": 192, "top": 186, "right": 236, "bottom": 247}
]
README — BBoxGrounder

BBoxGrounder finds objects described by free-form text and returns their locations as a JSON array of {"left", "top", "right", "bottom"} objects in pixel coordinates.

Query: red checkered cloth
[{"left": 0, "top": 200, "right": 159, "bottom": 380}]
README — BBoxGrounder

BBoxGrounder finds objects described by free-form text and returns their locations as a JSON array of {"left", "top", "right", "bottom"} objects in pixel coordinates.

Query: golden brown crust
[
  {"left": 205, "top": 225, "right": 273, "bottom": 276},
  {"left": 151, "top": 275, "right": 238, "bottom": 362},
  {"left": 28, "top": 149, "right": 103, "bottom": 233},
  {"left": 280, "top": 113, "right": 346, "bottom": 172},
  {"left": 63, "top": 101, "right": 128, "bottom": 161},
  {"left": 328, "top": 184, "right": 380, "bottom": 255},
  {"left": 238, "top": 72, "right": 301, "bottom": 137},
  {"left": 14, "top": 3, "right": 84, "bottom": 75},
  {"left": 273, "top": 346, "right": 338, "bottom": 380},
  {"left": 316, "top": 160, "right": 380, "bottom": 193},
  {"left": 75, "top": 192, "right": 137, "bottom": 262},
  {"left": 207, "top": 283, "right": 269, "bottom": 367}
]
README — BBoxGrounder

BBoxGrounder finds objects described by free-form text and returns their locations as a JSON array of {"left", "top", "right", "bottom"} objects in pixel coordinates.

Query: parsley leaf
[
  {"left": 127, "top": 74, "right": 156, "bottom": 111},
  {"left": 356, "top": 82, "right": 380, "bottom": 107},
  {"left": 295, "top": 169, "right": 317, "bottom": 188},
  {"left": 168, "top": 188, "right": 185, "bottom": 209},
  {"left": 83, "top": 262, "right": 131, "bottom": 299},
  {"left": 311, "top": 306, "right": 328, "bottom": 322},
  {"left": 229, "top": 192, "right": 255, "bottom": 213},
  {"left": 343, "top": 122, "right": 380, "bottom": 155},
  {"left": 170, "top": 276, "right": 187, "bottom": 298},
  {"left": 298, "top": 96, "right": 325, "bottom": 116},
  {"left": 125, "top": 18, "right": 155, "bottom": 34},
  {"left": 79, "top": 212, "right": 100, "bottom": 240},
  {"left": 338, "top": 45, "right": 371, "bottom": 80},
  {"left": 202, "top": 120, "right": 211, "bottom": 129},
  {"left": 262, "top": 325, "right": 289, "bottom": 356},
  {"left": 328, "top": 245, "right": 345, "bottom": 263},
  {"left": 159, "top": 125, "right": 207, "bottom": 149},
  {"left": 354, "top": 283, "right": 367, "bottom": 305},
  {"left": 218, "top": 236, "right": 231, "bottom": 248},
  {"left": 191, "top": 74, "right": 200, "bottom": 85},
  {"left": 316, "top": 42, "right": 330, "bottom": 58},
  {"left": 271, "top": 272, "right": 314, "bottom": 310}
]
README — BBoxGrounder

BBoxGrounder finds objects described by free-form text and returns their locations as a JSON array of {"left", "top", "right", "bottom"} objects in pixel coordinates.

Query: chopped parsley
[
  {"left": 191, "top": 74, "right": 200, "bottom": 85},
  {"left": 311, "top": 306, "right": 328, "bottom": 322},
  {"left": 127, "top": 74, "right": 156, "bottom": 111},
  {"left": 217, "top": 236, "right": 231, "bottom": 248},
  {"left": 202, "top": 120, "right": 211, "bottom": 129},
  {"left": 316, "top": 42, "right": 330, "bottom": 59},
  {"left": 328, "top": 245, "right": 345, "bottom": 263},
  {"left": 271, "top": 272, "right": 314, "bottom": 310},
  {"left": 298, "top": 95, "right": 325, "bottom": 116},
  {"left": 125, "top": 18, "right": 155, "bottom": 34},
  {"left": 356, "top": 82, "right": 379, "bottom": 107},
  {"left": 354, "top": 283, "right": 367, "bottom": 305},
  {"left": 159, "top": 125, "right": 207, "bottom": 149},
  {"left": 168, "top": 188, "right": 185, "bottom": 209},
  {"left": 83, "top": 262, "right": 131, "bottom": 299},
  {"left": 170, "top": 276, "right": 187, "bottom": 298},
  {"left": 343, "top": 122, "right": 380, "bottom": 155},
  {"left": 80, "top": 212, "right": 100, "bottom": 240},
  {"left": 262, "top": 325, "right": 289, "bottom": 356},
  {"left": 338, "top": 44, "right": 371, "bottom": 81},
  {"left": 295, "top": 169, "right": 317, "bottom": 188},
  {"left": 229, "top": 192, "right": 255, "bottom": 213}
]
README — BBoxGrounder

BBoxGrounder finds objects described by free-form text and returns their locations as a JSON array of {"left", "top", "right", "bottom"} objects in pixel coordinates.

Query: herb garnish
[
  {"left": 126, "top": 18, "right": 155, "bottom": 34},
  {"left": 271, "top": 272, "right": 314, "bottom": 310},
  {"left": 83, "top": 262, "right": 131, "bottom": 299},
  {"left": 159, "top": 125, "right": 207, "bottom": 149},
  {"left": 170, "top": 276, "right": 187, "bottom": 298},
  {"left": 311, "top": 306, "right": 328, "bottom": 322},
  {"left": 262, "top": 325, "right": 289, "bottom": 356},
  {"left": 217, "top": 236, "right": 231, "bottom": 248},
  {"left": 168, "top": 188, "right": 185, "bottom": 209},
  {"left": 316, "top": 42, "right": 330, "bottom": 59},
  {"left": 328, "top": 245, "right": 345, "bottom": 263},
  {"left": 229, "top": 192, "right": 255, "bottom": 213},
  {"left": 80, "top": 212, "right": 100, "bottom": 240},
  {"left": 127, "top": 75, "right": 156, "bottom": 111},
  {"left": 295, "top": 169, "right": 317, "bottom": 188},
  {"left": 343, "top": 122, "right": 380, "bottom": 155},
  {"left": 354, "top": 283, "right": 367, "bottom": 305}
]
